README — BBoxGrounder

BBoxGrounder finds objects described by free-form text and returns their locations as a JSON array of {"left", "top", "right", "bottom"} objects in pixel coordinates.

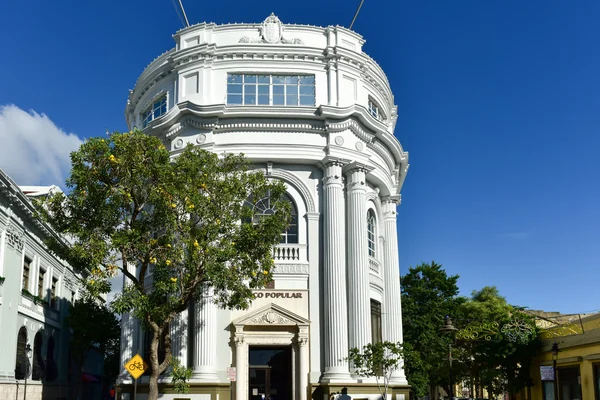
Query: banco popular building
[{"left": 119, "top": 14, "right": 410, "bottom": 400}]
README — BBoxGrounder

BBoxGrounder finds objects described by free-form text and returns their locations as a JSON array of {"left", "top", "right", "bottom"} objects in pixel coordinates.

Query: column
[
  {"left": 192, "top": 287, "right": 218, "bottom": 380},
  {"left": 170, "top": 306, "right": 189, "bottom": 367},
  {"left": 298, "top": 336, "right": 309, "bottom": 400},
  {"left": 381, "top": 197, "right": 408, "bottom": 384},
  {"left": 345, "top": 166, "right": 372, "bottom": 354},
  {"left": 306, "top": 211, "right": 322, "bottom": 383},
  {"left": 235, "top": 335, "right": 246, "bottom": 400},
  {"left": 321, "top": 159, "right": 351, "bottom": 381}
]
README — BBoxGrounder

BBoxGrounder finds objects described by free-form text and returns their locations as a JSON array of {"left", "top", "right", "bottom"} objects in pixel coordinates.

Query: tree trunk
[{"left": 147, "top": 327, "right": 161, "bottom": 400}]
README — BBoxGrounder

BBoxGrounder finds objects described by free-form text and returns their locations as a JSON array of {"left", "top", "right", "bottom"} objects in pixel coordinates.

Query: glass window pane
[
  {"left": 299, "top": 85, "right": 314, "bottom": 95},
  {"left": 228, "top": 83, "right": 242, "bottom": 94},
  {"left": 258, "top": 95, "right": 269, "bottom": 105},
  {"left": 258, "top": 85, "right": 269, "bottom": 95},
  {"left": 228, "top": 74, "right": 243, "bottom": 84},
  {"left": 299, "top": 95, "right": 314, "bottom": 106},
  {"left": 258, "top": 75, "right": 270, "bottom": 84},
  {"left": 286, "top": 94, "right": 298, "bottom": 106},
  {"left": 273, "top": 95, "right": 285, "bottom": 105},
  {"left": 285, "top": 76, "right": 298, "bottom": 84},
  {"left": 159, "top": 103, "right": 167, "bottom": 115},
  {"left": 227, "top": 94, "right": 242, "bottom": 105},
  {"left": 244, "top": 93, "right": 256, "bottom": 105},
  {"left": 272, "top": 76, "right": 285, "bottom": 84},
  {"left": 245, "top": 75, "right": 257, "bottom": 83},
  {"left": 273, "top": 85, "right": 284, "bottom": 95},
  {"left": 299, "top": 75, "right": 315, "bottom": 84}
]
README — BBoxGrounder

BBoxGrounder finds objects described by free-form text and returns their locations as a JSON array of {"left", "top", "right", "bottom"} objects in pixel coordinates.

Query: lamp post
[
  {"left": 440, "top": 316, "right": 458, "bottom": 400},
  {"left": 551, "top": 342, "right": 559, "bottom": 400},
  {"left": 24, "top": 343, "right": 32, "bottom": 400}
]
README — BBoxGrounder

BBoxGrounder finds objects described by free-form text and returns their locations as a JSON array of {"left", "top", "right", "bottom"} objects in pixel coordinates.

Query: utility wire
[
  {"left": 170, "top": 0, "right": 186, "bottom": 28},
  {"left": 178, "top": 0, "right": 190, "bottom": 27},
  {"left": 349, "top": 0, "right": 365, "bottom": 30}
]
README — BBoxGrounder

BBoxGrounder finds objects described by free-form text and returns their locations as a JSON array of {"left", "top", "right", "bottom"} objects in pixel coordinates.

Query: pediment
[{"left": 232, "top": 303, "right": 309, "bottom": 327}]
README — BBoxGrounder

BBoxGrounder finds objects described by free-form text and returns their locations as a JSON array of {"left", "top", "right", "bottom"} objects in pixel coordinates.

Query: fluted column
[
  {"left": 321, "top": 159, "right": 351, "bottom": 381},
  {"left": 235, "top": 335, "right": 247, "bottom": 400},
  {"left": 192, "top": 287, "right": 218, "bottom": 381},
  {"left": 170, "top": 306, "right": 189, "bottom": 367},
  {"left": 346, "top": 166, "right": 372, "bottom": 354},
  {"left": 382, "top": 197, "right": 408, "bottom": 384},
  {"left": 298, "top": 336, "right": 309, "bottom": 400}
]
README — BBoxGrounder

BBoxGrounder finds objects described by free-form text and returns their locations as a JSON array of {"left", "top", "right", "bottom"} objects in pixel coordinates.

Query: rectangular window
[
  {"left": 227, "top": 74, "right": 315, "bottom": 106},
  {"left": 51, "top": 277, "right": 58, "bottom": 309},
  {"left": 558, "top": 367, "right": 582, "bottom": 400},
  {"left": 23, "top": 257, "right": 31, "bottom": 291},
  {"left": 141, "top": 95, "right": 167, "bottom": 128},
  {"left": 38, "top": 268, "right": 46, "bottom": 297},
  {"left": 371, "top": 299, "right": 382, "bottom": 344},
  {"left": 368, "top": 99, "right": 380, "bottom": 120}
]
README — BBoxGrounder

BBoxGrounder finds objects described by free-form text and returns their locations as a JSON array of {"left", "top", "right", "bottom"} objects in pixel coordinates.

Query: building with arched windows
[
  {"left": 0, "top": 170, "right": 96, "bottom": 400},
  {"left": 119, "top": 13, "right": 410, "bottom": 400}
]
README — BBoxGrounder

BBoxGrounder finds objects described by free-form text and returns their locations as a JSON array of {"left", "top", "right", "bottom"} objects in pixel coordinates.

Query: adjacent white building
[
  {"left": 119, "top": 14, "right": 410, "bottom": 400},
  {"left": 0, "top": 169, "right": 91, "bottom": 400}
]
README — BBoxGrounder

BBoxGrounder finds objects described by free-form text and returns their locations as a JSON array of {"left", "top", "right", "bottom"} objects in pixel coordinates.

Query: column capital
[
  {"left": 234, "top": 335, "right": 245, "bottom": 347},
  {"left": 318, "top": 156, "right": 350, "bottom": 170},
  {"left": 305, "top": 212, "right": 320, "bottom": 221},
  {"left": 344, "top": 161, "right": 374, "bottom": 175},
  {"left": 382, "top": 194, "right": 401, "bottom": 206}
]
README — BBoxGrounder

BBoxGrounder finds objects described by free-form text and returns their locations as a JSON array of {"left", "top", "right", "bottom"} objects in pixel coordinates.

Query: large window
[
  {"left": 368, "top": 98, "right": 385, "bottom": 121},
  {"left": 38, "top": 268, "right": 46, "bottom": 297},
  {"left": 141, "top": 95, "right": 167, "bottom": 128},
  {"left": 14, "top": 327, "right": 28, "bottom": 379},
  {"left": 252, "top": 192, "right": 298, "bottom": 244},
  {"left": 371, "top": 299, "right": 382, "bottom": 344},
  {"left": 227, "top": 74, "right": 315, "bottom": 106},
  {"left": 367, "top": 210, "right": 376, "bottom": 257},
  {"left": 22, "top": 257, "right": 31, "bottom": 291},
  {"left": 50, "top": 277, "right": 58, "bottom": 309}
]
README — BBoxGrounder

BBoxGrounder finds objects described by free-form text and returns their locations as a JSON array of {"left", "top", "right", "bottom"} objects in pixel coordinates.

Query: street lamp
[
  {"left": 440, "top": 316, "right": 458, "bottom": 400},
  {"left": 551, "top": 342, "right": 559, "bottom": 400},
  {"left": 24, "top": 343, "right": 32, "bottom": 400}
]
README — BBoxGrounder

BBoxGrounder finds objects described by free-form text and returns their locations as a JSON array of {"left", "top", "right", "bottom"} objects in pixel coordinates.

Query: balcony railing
[{"left": 273, "top": 244, "right": 307, "bottom": 263}]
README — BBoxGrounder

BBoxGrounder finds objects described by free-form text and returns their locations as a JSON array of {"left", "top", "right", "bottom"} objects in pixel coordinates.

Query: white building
[
  {"left": 0, "top": 169, "right": 91, "bottom": 400},
  {"left": 119, "top": 14, "right": 410, "bottom": 400}
]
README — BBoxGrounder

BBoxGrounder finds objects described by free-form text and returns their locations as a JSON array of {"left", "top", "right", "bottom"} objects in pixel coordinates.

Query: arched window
[
  {"left": 32, "top": 332, "right": 45, "bottom": 380},
  {"left": 252, "top": 192, "right": 298, "bottom": 244},
  {"left": 14, "top": 327, "right": 28, "bottom": 379},
  {"left": 367, "top": 210, "right": 376, "bottom": 257}
]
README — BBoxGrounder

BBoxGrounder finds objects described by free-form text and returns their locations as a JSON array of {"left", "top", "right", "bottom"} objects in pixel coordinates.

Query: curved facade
[{"left": 120, "top": 13, "right": 410, "bottom": 400}]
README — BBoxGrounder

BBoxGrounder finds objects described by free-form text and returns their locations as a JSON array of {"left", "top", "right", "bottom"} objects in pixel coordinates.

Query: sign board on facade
[
  {"left": 227, "top": 367, "right": 236, "bottom": 381},
  {"left": 124, "top": 354, "right": 148, "bottom": 380},
  {"left": 540, "top": 366, "right": 554, "bottom": 381}
]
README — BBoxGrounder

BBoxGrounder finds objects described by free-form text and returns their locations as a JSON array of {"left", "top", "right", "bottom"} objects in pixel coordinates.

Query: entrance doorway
[{"left": 249, "top": 346, "right": 292, "bottom": 400}]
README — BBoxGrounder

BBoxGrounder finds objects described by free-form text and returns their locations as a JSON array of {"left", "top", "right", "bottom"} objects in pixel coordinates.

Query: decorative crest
[
  {"left": 262, "top": 13, "right": 283, "bottom": 44},
  {"left": 456, "top": 321, "right": 500, "bottom": 341},
  {"left": 239, "top": 13, "right": 304, "bottom": 44}
]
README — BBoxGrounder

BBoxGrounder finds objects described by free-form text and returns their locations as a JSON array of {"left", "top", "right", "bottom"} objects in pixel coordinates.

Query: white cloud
[{"left": 0, "top": 104, "right": 83, "bottom": 186}]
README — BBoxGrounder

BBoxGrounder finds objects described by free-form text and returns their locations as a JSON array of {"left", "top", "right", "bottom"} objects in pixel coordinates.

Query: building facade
[
  {"left": 119, "top": 14, "right": 410, "bottom": 400},
  {"left": 0, "top": 170, "right": 90, "bottom": 400}
]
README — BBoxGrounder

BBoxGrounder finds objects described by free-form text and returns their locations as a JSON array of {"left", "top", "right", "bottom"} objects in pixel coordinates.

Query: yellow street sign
[{"left": 124, "top": 354, "right": 148, "bottom": 380}]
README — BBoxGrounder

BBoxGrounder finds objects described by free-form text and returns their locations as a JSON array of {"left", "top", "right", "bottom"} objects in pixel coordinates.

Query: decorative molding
[
  {"left": 269, "top": 168, "right": 316, "bottom": 213},
  {"left": 250, "top": 311, "right": 291, "bottom": 325},
  {"left": 6, "top": 225, "right": 24, "bottom": 251},
  {"left": 273, "top": 264, "right": 309, "bottom": 274},
  {"left": 327, "top": 119, "right": 375, "bottom": 144},
  {"left": 238, "top": 14, "right": 305, "bottom": 45}
]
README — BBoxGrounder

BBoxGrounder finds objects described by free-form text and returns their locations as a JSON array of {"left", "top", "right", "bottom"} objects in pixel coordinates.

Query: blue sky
[{"left": 0, "top": 1, "right": 598, "bottom": 314}]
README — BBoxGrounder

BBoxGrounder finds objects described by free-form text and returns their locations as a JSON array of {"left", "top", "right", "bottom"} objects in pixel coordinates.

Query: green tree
[
  {"left": 456, "top": 287, "right": 539, "bottom": 399},
  {"left": 65, "top": 295, "right": 120, "bottom": 400},
  {"left": 401, "top": 261, "right": 464, "bottom": 398},
  {"left": 37, "top": 131, "right": 290, "bottom": 400},
  {"left": 347, "top": 341, "right": 405, "bottom": 400}
]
